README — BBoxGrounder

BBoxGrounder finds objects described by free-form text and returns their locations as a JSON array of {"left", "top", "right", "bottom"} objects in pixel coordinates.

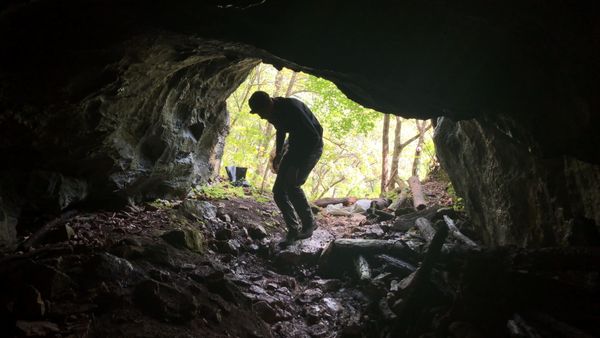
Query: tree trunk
[
  {"left": 411, "top": 120, "right": 430, "bottom": 178},
  {"left": 381, "top": 114, "right": 391, "bottom": 196},
  {"left": 388, "top": 116, "right": 402, "bottom": 191}
]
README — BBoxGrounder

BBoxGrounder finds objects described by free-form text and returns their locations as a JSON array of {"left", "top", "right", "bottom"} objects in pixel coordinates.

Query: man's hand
[{"left": 271, "top": 154, "right": 281, "bottom": 174}]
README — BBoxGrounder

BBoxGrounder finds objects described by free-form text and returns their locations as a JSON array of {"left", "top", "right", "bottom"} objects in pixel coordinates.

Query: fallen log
[
  {"left": 354, "top": 255, "right": 371, "bottom": 282},
  {"left": 392, "top": 220, "right": 449, "bottom": 336},
  {"left": 376, "top": 254, "right": 416, "bottom": 277},
  {"left": 367, "top": 206, "right": 395, "bottom": 222},
  {"left": 408, "top": 176, "right": 426, "bottom": 210},
  {"left": 318, "top": 239, "right": 419, "bottom": 276},
  {"left": 392, "top": 206, "right": 442, "bottom": 231},
  {"left": 415, "top": 217, "right": 436, "bottom": 243},
  {"left": 313, "top": 197, "right": 356, "bottom": 208},
  {"left": 443, "top": 215, "right": 479, "bottom": 249}
]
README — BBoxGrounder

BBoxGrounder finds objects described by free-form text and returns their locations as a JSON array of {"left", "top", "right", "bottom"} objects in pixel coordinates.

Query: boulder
[
  {"left": 179, "top": 199, "right": 218, "bottom": 222},
  {"left": 133, "top": 279, "right": 198, "bottom": 323},
  {"left": 160, "top": 228, "right": 205, "bottom": 253},
  {"left": 435, "top": 117, "right": 600, "bottom": 247}
]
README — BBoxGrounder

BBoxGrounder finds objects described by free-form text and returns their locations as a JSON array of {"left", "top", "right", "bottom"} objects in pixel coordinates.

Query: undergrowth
[{"left": 190, "top": 181, "right": 271, "bottom": 203}]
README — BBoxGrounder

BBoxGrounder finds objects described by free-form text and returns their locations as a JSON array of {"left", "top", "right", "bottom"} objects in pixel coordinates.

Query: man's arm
[{"left": 273, "top": 128, "right": 286, "bottom": 173}]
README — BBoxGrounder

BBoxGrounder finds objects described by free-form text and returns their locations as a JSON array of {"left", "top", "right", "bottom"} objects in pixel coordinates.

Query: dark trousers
[{"left": 272, "top": 145, "right": 322, "bottom": 231}]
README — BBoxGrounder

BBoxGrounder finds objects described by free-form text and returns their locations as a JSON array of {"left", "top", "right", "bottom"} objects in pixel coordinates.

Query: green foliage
[
  {"left": 447, "top": 183, "right": 465, "bottom": 211},
  {"left": 149, "top": 199, "right": 176, "bottom": 209},
  {"left": 191, "top": 182, "right": 246, "bottom": 200},
  {"left": 190, "top": 181, "right": 271, "bottom": 203},
  {"left": 221, "top": 63, "right": 436, "bottom": 200},
  {"left": 304, "top": 76, "right": 379, "bottom": 138}
]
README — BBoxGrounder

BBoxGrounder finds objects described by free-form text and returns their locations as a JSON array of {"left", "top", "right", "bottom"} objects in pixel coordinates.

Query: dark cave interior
[{"left": 0, "top": 1, "right": 599, "bottom": 337}]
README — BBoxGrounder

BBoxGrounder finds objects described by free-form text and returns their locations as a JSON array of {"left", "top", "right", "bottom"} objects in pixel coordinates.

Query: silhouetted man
[{"left": 248, "top": 91, "right": 323, "bottom": 247}]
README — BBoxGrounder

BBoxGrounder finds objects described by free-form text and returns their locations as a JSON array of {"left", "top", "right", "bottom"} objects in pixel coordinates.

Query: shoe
[
  {"left": 277, "top": 228, "right": 299, "bottom": 248},
  {"left": 297, "top": 223, "right": 318, "bottom": 240}
]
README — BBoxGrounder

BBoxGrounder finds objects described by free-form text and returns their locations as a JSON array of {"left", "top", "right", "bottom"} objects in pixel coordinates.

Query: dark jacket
[{"left": 268, "top": 97, "right": 323, "bottom": 158}]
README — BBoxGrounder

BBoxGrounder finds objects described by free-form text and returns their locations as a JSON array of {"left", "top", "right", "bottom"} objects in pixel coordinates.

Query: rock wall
[
  {"left": 434, "top": 117, "right": 600, "bottom": 247},
  {"left": 0, "top": 34, "right": 257, "bottom": 248}
]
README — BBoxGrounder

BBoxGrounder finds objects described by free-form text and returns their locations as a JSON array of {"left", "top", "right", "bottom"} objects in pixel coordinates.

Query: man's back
[{"left": 271, "top": 97, "right": 323, "bottom": 150}]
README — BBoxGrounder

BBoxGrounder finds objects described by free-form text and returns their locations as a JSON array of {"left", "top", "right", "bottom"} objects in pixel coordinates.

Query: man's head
[{"left": 248, "top": 91, "right": 274, "bottom": 119}]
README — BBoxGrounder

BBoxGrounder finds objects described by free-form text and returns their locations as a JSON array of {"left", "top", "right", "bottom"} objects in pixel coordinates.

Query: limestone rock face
[
  {"left": 434, "top": 117, "right": 600, "bottom": 247},
  {"left": 0, "top": 33, "right": 256, "bottom": 248}
]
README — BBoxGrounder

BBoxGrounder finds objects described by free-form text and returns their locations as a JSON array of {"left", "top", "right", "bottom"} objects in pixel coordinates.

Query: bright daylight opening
[{"left": 219, "top": 63, "right": 445, "bottom": 204}]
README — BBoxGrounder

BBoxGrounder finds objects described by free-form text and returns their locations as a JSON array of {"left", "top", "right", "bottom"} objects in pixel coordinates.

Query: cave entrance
[{"left": 220, "top": 63, "right": 445, "bottom": 204}]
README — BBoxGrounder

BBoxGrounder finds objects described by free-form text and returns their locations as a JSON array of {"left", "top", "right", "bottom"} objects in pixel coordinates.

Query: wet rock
[
  {"left": 307, "top": 322, "right": 329, "bottom": 337},
  {"left": 133, "top": 279, "right": 198, "bottom": 323},
  {"left": 179, "top": 199, "right": 218, "bottom": 222},
  {"left": 161, "top": 228, "right": 204, "bottom": 252},
  {"left": 273, "top": 320, "right": 311, "bottom": 338},
  {"left": 308, "top": 279, "right": 342, "bottom": 292},
  {"left": 149, "top": 269, "right": 171, "bottom": 282},
  {"left": 15, "top": 320, "right": 60, "bottom": 336},
  {"left": 304, "top": 305, "right": 322, "bottom": 325},
  {"left": 199, "top": 304, "right": 223, "bottom": 323},
  {"left": 92, "top": 252, "right": 145, "bottom": 287},
  {"left": 189, "top": 265, "right": 224, "bottom": 283},
  {"left": 322, "top": 297, "right": 343, "bottom": 315},
  {"left": 142, "top": 244, "right": 176, "bottom": 267},
  {"left": 15, "top": 285, "right": 45, "bottom": 319},
  {"left": 110, "top": 237, "right": 146, "bottom": 259},
  {"left": 215, "top": 227, "right": 232, "bottom": 240},
  {"left": 275, "top": 229, "right": 334, "bottom": 267},
  {"left": 253, "top": 300, "right": 278, "bottom": 324},
  {"left": 248, "top": 225, "right": 269, "bottom": 240},
  {"left": 212, "top": 239, "right": 240, "bottom": 255},
  {"left": 219, "top": 213, "right": 232, "bottom": 223},
  {"left": 298, "top": 288, "right": 323, "bottom": 304}
]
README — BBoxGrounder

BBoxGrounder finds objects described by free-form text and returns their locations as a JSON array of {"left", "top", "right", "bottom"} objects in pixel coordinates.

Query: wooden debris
[
  {"left": 392, "top": 206, "right": 441, "bottom": 231},
  {"left": 408, "top": 176, "right": 426, "bottom": 210},
  {"left": 507, "top": 314, "right": 542, "bottom": 338},
  {"left": 415, "top": 217, "right": 436, "bottom": 243},
  {"left": 376, "top": 254, "right": 416, "bottom": 277},
  {"left": 392, "top": 219, "right": 449, "bottom": 336},
  {"left": 318, "top": 239, "right": 418, "bottom": 275},
  {"left": 354, "top": 255, "right": 371, "bottom": 282},
  {"left": 443, "top": 215, "right": 479, "bottom": 249},
  {"left": 313, "top": 197, "right": 357, "bottom": 208},
  {"left": 366, "top": 207, "right": 395, "bottom": 222}
]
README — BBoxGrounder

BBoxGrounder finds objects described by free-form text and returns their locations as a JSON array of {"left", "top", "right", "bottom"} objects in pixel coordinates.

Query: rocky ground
[{"left": 1, "top": 179, "right": 598, "bottom": 338}]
